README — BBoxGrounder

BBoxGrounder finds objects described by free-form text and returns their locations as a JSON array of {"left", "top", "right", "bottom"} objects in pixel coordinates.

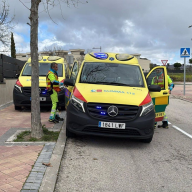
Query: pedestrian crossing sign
[{"left": 180, "top": 48, "right": 190, "bottom": 58}]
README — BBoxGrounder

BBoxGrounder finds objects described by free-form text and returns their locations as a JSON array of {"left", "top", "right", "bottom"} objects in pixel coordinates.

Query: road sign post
[{"left": 180, "top": 48, "right": 190, "bottom": 95}]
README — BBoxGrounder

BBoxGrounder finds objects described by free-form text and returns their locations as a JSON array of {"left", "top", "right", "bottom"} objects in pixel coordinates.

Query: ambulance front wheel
[
  {"left": 14, "top": 105, "right": 22, "bottom": 110},
  {"left": 66, "top": 127, "right": 76, "bottom": 138},
  {"left": 140, "top": 136, "right": 153, "bottom": 143}
]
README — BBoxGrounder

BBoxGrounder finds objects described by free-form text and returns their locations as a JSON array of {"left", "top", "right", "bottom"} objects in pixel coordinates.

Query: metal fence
[{"left": 0, "top": 54, "right": 25, "bottom": 83}]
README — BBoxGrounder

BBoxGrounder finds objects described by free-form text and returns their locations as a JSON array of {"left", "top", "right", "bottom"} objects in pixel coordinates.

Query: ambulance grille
[
  {"left": 86, "top": 103, "right": 139, "bottom": 121},
  {"left": 22, "top": 87, "right": 49, "bottom": 97}
]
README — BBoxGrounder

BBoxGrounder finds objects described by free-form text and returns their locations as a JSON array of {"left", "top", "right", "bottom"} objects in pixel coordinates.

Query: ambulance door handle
[{"left": 163, "top": 91, "right": 168, "bottom": 95}]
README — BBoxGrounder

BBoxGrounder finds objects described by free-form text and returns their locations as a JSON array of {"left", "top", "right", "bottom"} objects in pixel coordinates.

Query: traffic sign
[
  {"left": 161, "top": 60, "right": 168, "bottom": 66},
  {"left": 180, "top": 48, "right": 190, "bottom": 58}
]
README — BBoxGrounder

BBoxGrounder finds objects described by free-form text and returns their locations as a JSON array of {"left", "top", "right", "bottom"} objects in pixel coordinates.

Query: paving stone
[
  {"left": 30, "top": 183, "right": 40, "bottom": 190},
  {"left": 23, "top": 183, "right": 32, "bottom": 189}
]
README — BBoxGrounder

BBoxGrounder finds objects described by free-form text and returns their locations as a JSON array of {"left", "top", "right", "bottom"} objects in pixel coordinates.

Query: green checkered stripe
[{"left": 152, "top": 97, "right": 169, "bottom": 113}]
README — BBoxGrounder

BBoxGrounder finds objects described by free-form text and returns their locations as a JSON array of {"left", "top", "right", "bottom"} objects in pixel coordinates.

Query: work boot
[
  {"left": 55, "top": 115, "right": 64, "bottom": 121},
  {"left": 49, "top": 119, "right": 59, "bottom": 123},
  {"left": 154, "top": 122, "right": 157, "bottom": 129},
  {"left": 158, "top": 121, "right": 169, "bottom": 129}
]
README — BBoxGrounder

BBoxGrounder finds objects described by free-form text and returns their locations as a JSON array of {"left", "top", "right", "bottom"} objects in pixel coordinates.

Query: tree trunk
[{"left": 30, "top": 0, "right": 43, "bottom": 138}]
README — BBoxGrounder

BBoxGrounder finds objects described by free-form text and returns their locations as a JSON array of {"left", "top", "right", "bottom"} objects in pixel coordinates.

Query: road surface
[{"left": 55, "top": 96, "right": 192, "bottom": 192}]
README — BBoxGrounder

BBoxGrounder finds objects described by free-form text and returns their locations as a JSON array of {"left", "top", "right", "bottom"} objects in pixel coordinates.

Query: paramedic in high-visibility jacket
[
  {"left": 152, "top": 68, "right": 174, "bottom": 128},
  {"left": 46, "top": 62, "right": 64, "bottom": 123}
]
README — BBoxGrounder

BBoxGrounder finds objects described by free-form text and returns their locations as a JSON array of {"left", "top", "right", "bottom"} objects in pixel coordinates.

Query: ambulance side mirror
[
  {"left": 148, "top": 85, "right": 161, "bottom": 92},
  {"left": 64, "top": 79, "right": 74, "bottom": 86}
]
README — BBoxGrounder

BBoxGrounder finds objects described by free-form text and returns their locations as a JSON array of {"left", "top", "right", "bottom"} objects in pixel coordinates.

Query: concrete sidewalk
[
  {"left": 171, "top": 84, "right": 192, "bottom": 102},
  {"left": 0, "top": 104, "right": 65, "bottom": 192}
]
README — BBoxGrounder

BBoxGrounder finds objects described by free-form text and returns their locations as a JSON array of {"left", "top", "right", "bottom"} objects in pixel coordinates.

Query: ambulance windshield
[
  {"left": 80, "top": 62, "right": 144, "bottom": 87},
  {"left": 22, "top": 63, "right": 63, "bottom": 77}
]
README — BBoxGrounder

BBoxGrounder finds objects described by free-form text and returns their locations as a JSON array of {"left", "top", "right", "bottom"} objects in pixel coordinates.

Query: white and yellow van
[
  {"left": 64, "top": 52, "right": 169, "bottom": 143},
  {"left": 13, "top": 55, "right": 70, "bottom": 110}
]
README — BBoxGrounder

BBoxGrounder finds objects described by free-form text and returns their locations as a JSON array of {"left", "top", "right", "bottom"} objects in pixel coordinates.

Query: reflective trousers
[
  {"left": 49, "top": 89, "right": 59, "bottom": 120},
  {"left": 162, "top": 113, "right": 168, "bottom": 122}
]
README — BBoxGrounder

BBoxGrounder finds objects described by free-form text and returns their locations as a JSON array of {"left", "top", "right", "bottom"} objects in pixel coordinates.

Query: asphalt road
[{"left": 55, "top": 97, "right": 192, "bottom": 192}]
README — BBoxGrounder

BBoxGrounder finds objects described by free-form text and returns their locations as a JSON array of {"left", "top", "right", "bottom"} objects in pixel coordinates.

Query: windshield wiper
[
  {"left": 99, "top": 82, "right": 130, "bottom": 86},
  {"left": 81, "top": 81, "right": 130, "bottom": 86}
]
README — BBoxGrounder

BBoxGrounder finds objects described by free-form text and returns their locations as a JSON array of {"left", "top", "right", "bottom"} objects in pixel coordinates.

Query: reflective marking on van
[{"left": 103, "top": 90, "right": 136, "bottom": 95}]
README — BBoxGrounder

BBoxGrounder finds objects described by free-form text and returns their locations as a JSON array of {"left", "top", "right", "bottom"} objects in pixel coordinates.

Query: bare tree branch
[
  {"left": 19, "top": 0, "right": 30, "bottom": 10},
  {"left": 0, "top": 0, "right": 15, "bottom": 46}
]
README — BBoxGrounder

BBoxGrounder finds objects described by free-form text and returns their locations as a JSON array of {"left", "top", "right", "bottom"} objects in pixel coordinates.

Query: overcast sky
[{"left": 3, "top": 0, "right": 192, "bottom": 65}]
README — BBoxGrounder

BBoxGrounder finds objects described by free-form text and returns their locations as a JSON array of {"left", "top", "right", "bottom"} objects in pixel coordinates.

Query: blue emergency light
[
  {"left": 96, "top": 106, "right": 102, "bottom": 109},
  {"left": 94, "top": 53, "right": 108, "bottom": 59},
  {"left": 100, "top": 112, "right": 106, "bottom": 115}
]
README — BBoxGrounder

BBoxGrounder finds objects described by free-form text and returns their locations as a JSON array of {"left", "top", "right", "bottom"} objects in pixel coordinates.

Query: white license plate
[
  {"left": 30, "top": 97, "right": 46, "bottom": 101},
  {"left": 98, "top": 121, "right": 125, "bottom": 129},
  {"left": 40, "top": 97, "right": 46, "bottom": 101}
]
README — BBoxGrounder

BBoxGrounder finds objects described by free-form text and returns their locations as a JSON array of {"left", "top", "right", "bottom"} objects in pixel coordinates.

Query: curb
[
  {"left": 39, "top": 115, "right": 67, "bottom": 192},
  {"left": 0, "top": 101, "right": 13, "bottom": 110},
  {"left": 171, "top": 95, "right": 192, "bottom": 103}
]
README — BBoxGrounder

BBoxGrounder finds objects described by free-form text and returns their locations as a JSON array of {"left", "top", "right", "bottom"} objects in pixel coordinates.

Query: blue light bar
[
  {"left": 96, "top": 106, "right": 102, "bottom": 109},
  {"left": 42, "top": 91, "right": 46, "bottom": 94},
  {"left": 94, "top": 53, "right": 108, "bottom": 59},
  {"left": 100, "top": 112, "right": 106, "bottom": 115}
]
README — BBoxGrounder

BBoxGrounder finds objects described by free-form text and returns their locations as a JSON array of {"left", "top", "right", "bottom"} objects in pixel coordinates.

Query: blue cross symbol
[{"left": 109, "top": 57, "right": 114, "bottom": 61}]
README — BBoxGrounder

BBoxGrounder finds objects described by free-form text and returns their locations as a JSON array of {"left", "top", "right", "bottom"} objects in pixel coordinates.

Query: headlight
[
  {"left": 14, "top": 84, "right": 22, "bottom": 93},
  {"left": 140, "top": 101, "right": 154, "bottom": 117},
  {"left": 71, "top": 95, "right": 85, "bottom": 112}
]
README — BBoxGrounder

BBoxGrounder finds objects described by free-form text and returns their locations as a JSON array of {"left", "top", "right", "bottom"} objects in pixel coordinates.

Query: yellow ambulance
[
  {"left": 64, "top": 52, "right": 169, "bottom": 143},
  {"left": 13, "top": 56, "right": 70, "bottom": 110}
]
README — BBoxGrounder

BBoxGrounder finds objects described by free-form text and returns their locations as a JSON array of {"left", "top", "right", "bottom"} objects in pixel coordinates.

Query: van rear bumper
[{"left": 66, "top": 103, "right": 155, "bottom": 139}]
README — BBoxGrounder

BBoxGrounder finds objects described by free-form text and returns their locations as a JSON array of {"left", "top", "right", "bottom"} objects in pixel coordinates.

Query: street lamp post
[{"left": 92, "top": 46, "right": 102, "bottom": 52}]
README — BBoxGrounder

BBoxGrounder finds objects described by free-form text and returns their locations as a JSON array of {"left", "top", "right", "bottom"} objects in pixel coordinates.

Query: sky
[{"left": 2, "top": 0, "right": 192, "bottom": 65}]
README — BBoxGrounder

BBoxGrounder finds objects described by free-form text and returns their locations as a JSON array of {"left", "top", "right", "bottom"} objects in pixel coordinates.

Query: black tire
[
  {"left": 66, "top": 127, "right": 76, "bottom": 138},
  {"left": 14, "top": 105, "right": 22, "bottom": 110},
  {"left": 60, "top": 106, "right": 66, "bottom": 111},
  {"left": 140, "top": 136, "right": 153, "bottom": 143}
]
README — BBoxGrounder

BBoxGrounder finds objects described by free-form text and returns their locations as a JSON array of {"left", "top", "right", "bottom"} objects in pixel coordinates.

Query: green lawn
[{"left": 168, "top": 73, "right": 192, "bottom": 82}]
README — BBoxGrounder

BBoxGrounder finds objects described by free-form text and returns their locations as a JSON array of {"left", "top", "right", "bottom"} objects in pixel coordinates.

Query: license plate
[
  {"left": 155, "top": 112, "right": 165, "bottom": 118},
  {"left": 40, "top": 97, "right": 46, "bottom": 101},
  {"left": 30, "top": 97, "right": 46, "bottom": 101},
  {"left": 98, "top": 121, "right": 125, "bottom": 129}
]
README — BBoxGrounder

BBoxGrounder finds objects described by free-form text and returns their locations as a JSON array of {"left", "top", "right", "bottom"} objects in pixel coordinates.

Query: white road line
[
  {"left": 168, "top": 122, "right": 192, "bottom": 139},
  {"left": 172, "top": 125, "right": 192, "bottom": 139}
]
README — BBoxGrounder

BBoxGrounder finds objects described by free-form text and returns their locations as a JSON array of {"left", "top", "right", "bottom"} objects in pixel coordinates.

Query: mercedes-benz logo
[
  {"left": 107, "top": 106, "right": 118, "bottom": 117},
  {"left": 39, "top": 88, "right": 41, "bottom": 94}
]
